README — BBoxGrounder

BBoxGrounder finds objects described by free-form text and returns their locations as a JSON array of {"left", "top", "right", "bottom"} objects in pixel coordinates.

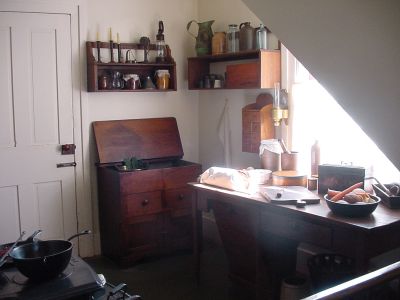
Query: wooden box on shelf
[
  {"left": 242, "top": 93, "right": 274, "bottom": 153},
  {"left": 187, "top": 50, "right": 280, "bottom": 90},
  {"left": 86, "top": 41, "right": 177, "bottom": 92}
]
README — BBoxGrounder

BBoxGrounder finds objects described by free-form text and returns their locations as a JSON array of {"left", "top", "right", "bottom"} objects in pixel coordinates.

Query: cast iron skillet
[{"left": 9, "top": 230, "right": 90, "bottom": 281}]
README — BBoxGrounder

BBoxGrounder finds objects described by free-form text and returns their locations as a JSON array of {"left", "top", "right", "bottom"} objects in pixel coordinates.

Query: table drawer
[
  {"left": 123, "top": 191, "right": 162, "bottom": 217},
  {"left": 212, "top": 200, "right": 258, "bottom": 236},
  {"left": 260, "top": 211, "right": 332, "bottom": 248}
]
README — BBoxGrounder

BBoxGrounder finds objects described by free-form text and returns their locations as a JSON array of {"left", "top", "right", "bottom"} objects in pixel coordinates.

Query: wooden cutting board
[{"left": 260, "top": 186, "right": 320, "bottom": 204}]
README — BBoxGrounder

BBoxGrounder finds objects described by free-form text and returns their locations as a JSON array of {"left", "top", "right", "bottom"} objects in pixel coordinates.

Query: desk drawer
[
  {"left": 260, "top": 211, "right": 331, "bottom": 248},
  {"left": 165, "top": 187, "right": 192, "bottom": 210},
  {"left": 123, "top": 191, "right": 162, "bottom": 218}
]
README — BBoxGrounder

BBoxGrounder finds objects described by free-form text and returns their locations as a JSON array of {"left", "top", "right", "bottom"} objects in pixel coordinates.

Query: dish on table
[{"left": 324, "top": 193, "right": 380, "bottom": 217}]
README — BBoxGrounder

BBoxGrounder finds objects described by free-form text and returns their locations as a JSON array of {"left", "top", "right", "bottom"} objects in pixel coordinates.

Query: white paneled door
[{"left": 0, "top": 12, "right": 77, "bottom": 243}]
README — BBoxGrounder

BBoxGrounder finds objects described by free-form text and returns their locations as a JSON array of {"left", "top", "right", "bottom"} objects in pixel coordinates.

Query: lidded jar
[
  {"left": 212, "top": 32, "right": 226, "bottom": 55},
  {"left": 155, "top": 69, "right": 170, "bottom": 90},
  {"left": 226, "top": 24, "right": 239, "bottom": 53},
  {"left": 239, "top": 22, "right": 255, "bottom": 51},
  {"left": 255, "top": 24, "right": 268, "bottom": 50}
]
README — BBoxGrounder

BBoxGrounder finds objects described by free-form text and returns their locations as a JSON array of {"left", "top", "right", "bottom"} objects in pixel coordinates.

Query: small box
[{"left": 318, "top": 164, "right": 365, "bottom": 194}]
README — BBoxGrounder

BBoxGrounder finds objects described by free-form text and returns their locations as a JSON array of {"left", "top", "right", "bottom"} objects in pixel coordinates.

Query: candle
[
  {"left": 109, "top": 27, "right": 112, "bottom": 41},
  {"left": 117, "top": 33, "right": 120, "bottom": 44},
  {"left": 96, "top": 31, "right": 100, "bottom": 41}
]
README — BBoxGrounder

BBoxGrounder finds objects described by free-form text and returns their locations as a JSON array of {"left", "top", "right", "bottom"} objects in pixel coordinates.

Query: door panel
[
  {"left": 0, "top": 186, "right": 20, "bottom": 242},
  {"left": 0, "top": 12, "right": 77, "bottom": 244},
  {"left": 0, "top": 26, "right": 14, "bottom": 148}
]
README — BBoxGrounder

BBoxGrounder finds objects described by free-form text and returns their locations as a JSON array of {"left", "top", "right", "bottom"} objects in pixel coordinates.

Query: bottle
[
  {"left": 226, "top": 24, "right": 239, "bottom": 53},
  {"left": 311, "top": 140, "right": 320, "bottom": 176},
  {"left": 156, "top": 21, "right": 166, "bottom": 63},
  {"left": 255, "top": 24, "right": 268, "bottom": 49}
]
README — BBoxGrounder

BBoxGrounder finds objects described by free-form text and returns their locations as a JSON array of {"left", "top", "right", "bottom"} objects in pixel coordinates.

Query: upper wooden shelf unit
[
  {"left": 187, "top": 49, "right": 280, "bottom": 90},
  {"left": 86, "top": 41, "right": 177, "bottom": 92}
]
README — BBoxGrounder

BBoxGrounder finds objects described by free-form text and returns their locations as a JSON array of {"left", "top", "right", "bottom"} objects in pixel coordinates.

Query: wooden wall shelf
[
  {"left": 187, "top": 50, "right": 280, "bottom": 90},
  {"left": 86, "top": 41, "right": 177, "bottom": 92}
]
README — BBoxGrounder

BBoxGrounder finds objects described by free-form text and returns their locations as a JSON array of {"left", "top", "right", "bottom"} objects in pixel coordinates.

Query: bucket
[
  {"left": 280, "top": 275, "right": 310, "bottom": 300},
  {"left": 259, "top": 139, "right": 282, "bottom": 171}
]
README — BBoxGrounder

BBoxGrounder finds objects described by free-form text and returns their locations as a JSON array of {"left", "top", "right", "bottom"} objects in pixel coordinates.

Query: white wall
[
  {"left": 243, "top": 0, "right": 400, "bottom": 170},
  {"left": 197, "top": 0, "right": 272, "bottom": 170},
  {"left": 85, "top": 0, "right": 199, "bottom": 254}
]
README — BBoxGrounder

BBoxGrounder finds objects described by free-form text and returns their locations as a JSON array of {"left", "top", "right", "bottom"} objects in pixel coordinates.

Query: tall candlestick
[
  {"left": 117, "top": 33, "right": 120, "bottom": 44},
  {"left": 96, "top": 31, "right": 100, "bottom": 41},
  {"left": 109, "top": 27, "right": 112, "bottom": 41}
]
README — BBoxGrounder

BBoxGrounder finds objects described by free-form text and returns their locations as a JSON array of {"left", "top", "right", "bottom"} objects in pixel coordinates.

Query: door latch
[
  {"left": 57, "top": 162, "right": 77, "bottom": 168},
  {"left": 61, "top": 144, "right": 76, "bottom": 155}
]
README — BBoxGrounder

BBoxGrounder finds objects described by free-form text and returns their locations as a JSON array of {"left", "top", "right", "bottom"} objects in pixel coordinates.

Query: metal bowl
[{"left": 324, "top": 194, "right": 380, "bottom": 217}]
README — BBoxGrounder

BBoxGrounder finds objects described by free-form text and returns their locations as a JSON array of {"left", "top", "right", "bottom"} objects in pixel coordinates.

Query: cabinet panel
[
  {"left": 120, "top": 169, "right": 163, "bottom": 195},
  {"left": 165, "top": 214, "right": 192, "bottom": 251},
  {"left": 123, "top": 191, "right": 162, "bottom": 218},
  {"left": 163, "top": 164, "right": 201, "bottom": 189},
  {"left": 121, "top": 215, "right": 161, "bottom": 255}
]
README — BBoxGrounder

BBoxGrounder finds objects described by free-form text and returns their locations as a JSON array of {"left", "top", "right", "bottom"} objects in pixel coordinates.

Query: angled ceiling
[{"left": 242, "top": 0, "right": 400, "bottom": 170}]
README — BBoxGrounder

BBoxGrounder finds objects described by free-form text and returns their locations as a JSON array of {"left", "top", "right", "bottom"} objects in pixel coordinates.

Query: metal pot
[{"left": 9, "top": 230, "right": 90, "bottom": 281}]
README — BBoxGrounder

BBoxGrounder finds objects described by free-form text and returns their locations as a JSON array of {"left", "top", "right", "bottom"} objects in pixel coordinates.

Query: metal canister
[{"left": 255, "top": 24, "right": 268, "bottom": 50}]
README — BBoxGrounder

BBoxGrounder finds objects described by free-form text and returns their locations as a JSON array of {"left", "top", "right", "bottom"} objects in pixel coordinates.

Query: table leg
[{"left": 192, "top": 189, "right": 201, "bottom": 284}]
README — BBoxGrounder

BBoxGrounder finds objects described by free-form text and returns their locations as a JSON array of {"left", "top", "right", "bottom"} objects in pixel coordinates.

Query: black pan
[{"left": 9, "top": 230, "right": 90, "bottom": 281}]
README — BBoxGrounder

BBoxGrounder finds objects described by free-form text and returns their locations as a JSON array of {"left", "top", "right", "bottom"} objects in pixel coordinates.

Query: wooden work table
[{"left": 190, "top": 183, "right": 400, "bottom": 299}]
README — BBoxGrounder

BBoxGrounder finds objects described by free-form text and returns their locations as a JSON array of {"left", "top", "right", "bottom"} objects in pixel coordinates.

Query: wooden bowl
[
  {"left": 324, "top": 194, "right": 380, "bottom": 217},
  {"left": 272, "top": 170, "right": 307, "bottom": 187}
]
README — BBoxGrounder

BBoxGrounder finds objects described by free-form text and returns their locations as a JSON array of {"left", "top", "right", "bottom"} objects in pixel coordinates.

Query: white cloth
[
  {"left": 217, "top": 99, "right": 232, "bottom": 167},
  {"left": 199, "top": 167, "right": 250, "bottom": 193}
]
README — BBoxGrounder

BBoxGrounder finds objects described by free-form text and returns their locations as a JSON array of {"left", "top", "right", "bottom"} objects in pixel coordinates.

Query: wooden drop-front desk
[{"left": 190, "top": 183, "right": 400, "bottom": 299}]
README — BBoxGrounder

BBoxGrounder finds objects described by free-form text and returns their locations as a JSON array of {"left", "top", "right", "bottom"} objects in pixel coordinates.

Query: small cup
[
  {"left": 281, "top": 151, "right": 298, "bottom": 171},
  {"left": 308, "top": 177, "right": 318, "bottom": 191},
  {"left": 214, "top": 79, "right": 222, "bottom": 88}
]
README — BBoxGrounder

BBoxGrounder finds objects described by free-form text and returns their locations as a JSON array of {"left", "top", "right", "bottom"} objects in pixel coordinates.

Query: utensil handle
[
  {"left": 67, "top": 230, "right": 91, "bottom": 241},
  {"left": 0, "top": 231, "right": 26, "bottom": 267},
  {"left": 186, "top": 20, "right": 198, "bottom": 39}
]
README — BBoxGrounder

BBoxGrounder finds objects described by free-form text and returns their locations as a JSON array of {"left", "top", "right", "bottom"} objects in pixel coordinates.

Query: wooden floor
[{"left": 85, "top": 241, "right": 253, "bottom": 300}]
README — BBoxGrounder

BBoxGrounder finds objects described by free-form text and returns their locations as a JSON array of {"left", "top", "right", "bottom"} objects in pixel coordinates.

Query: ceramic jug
[
  {"left": 186, "top": 20, "right": 214, "bottom": 56},
  {"left": 239, "top": 22, "right": 255, "bottom": 51}
]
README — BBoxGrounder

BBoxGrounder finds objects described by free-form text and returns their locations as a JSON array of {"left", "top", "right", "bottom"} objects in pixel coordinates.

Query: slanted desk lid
[{"left": 93, "top": 117, "right": 184, "bottom": 164}]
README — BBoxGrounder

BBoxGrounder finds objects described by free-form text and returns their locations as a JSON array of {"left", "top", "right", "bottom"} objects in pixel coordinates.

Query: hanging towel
[{"left": 217, "top": 99, "right": 232, "bottom": 167}]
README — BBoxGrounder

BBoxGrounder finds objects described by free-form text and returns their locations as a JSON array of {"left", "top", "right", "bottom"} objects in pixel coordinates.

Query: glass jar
[
  {"left": 212, "top": 32, "right": 226, "bottom": 55},
  {"left": 155, "top": 69, "right": 170, "bottom": 90},
  {"left": 226, "top": 24, "right": 239, "bottom": 53}
]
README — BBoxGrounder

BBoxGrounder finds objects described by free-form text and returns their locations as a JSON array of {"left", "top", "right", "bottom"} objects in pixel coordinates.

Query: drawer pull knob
[
  {"left": 178, "top": 194, "right": 184, "bottom": 200},
  {"left": 142, "top": 199, "right": 149, "bottom": 206}
]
